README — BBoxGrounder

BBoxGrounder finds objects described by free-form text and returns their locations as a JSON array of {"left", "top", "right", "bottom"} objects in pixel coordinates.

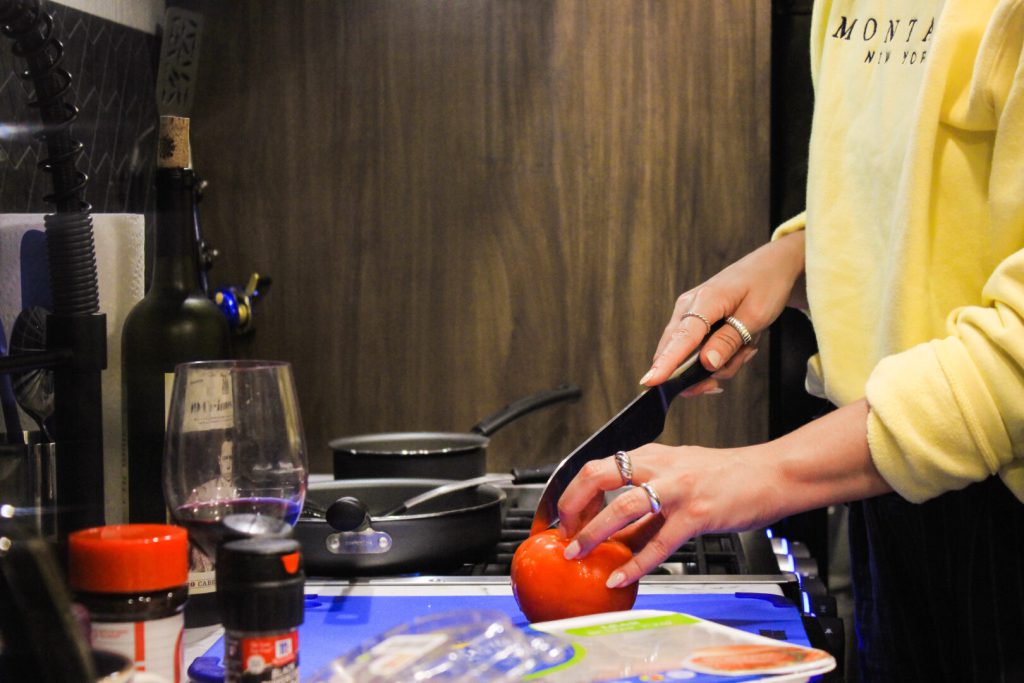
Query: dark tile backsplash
[{"left": 0, "top": 3, "right": 159, "bottom": 216}]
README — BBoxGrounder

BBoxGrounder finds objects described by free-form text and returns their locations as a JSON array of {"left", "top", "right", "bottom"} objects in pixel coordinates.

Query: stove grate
[{"left": 457, "top": 506, "right": 751, "bottom": 576}]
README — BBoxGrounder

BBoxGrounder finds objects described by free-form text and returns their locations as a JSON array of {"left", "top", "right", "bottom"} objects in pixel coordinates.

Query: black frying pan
[
  {"left": 294, "top": 478, "right": 505, "bottom": 576},
  {"left": 330, "top": 383, "right": 581, "bottom": 480}
]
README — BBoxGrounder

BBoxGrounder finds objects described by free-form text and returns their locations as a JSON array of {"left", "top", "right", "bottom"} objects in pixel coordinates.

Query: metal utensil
[
  {"left": 155, "top": 6, "right": 203, "bottom": 117},
  {"left": 530, "top": 321, "right": 724, "bottom": 534},
  {"left": 379, "top": 473, "right": 515, "bottom": 517}
]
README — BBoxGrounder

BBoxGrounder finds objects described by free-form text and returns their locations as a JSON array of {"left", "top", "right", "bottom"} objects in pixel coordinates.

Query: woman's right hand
[{"left": 639, "top": 230, "right": 806, "bottom": 392}]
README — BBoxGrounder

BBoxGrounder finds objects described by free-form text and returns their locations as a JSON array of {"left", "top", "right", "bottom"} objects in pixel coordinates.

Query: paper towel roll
[{"left": 0, "top": 213, "right": 145, "bottom": 524}]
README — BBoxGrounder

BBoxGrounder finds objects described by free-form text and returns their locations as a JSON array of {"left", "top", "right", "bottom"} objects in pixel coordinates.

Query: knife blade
[{"left": 530, "top": 321, "right": 724, "bottom": 534}]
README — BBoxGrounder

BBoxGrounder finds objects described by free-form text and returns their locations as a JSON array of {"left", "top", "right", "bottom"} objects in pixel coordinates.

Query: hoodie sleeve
[
  {"left": 772, "top": 211, "right": 806, "bottom": 241},
  {"left": 865, "top": 3, "right": 1024, "bottom": 502}
]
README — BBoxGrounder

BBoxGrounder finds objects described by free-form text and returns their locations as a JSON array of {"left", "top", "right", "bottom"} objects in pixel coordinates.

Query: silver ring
[
  {"left": 639, "top": 482, "right": 662, "bottom": 515},
  {"left": 681, "top": 311, "right": 712, "bottom": 335},
  {"left": 725, "top": 316, "right": 753, "bottom": 346},
  {"left": 614, "top": 450, "right": 633, "bottom": 487}
]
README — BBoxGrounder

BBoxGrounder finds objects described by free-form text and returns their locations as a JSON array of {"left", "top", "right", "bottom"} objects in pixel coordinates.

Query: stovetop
[{"left": 188, "top": 479, "right": 844, "bottom": 680}]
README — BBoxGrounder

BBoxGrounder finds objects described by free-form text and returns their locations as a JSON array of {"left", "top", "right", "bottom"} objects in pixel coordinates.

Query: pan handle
[
  {"left": 470, "top": 383, "right": 582, "bottom": 437},
  {"left": 322, "top": 497, "right": 395, "bottom": 555},
  {"left": 510, "top": 462, "right": 557, "bottom": 484}
]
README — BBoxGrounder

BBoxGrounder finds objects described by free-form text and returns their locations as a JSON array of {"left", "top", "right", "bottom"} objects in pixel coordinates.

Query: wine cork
[{"left": 157, "top": 115, "right": 191, "bottom": 168}]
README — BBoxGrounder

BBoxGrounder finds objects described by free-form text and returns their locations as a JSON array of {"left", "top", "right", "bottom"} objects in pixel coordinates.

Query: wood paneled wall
[{"left": 190, "top": 0, "right": 771, "bottom": 475}]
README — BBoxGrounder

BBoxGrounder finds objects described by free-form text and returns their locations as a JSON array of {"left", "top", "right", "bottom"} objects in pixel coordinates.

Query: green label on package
[{"left": 565, "top": 613, "right": 699, "bottom": 637}]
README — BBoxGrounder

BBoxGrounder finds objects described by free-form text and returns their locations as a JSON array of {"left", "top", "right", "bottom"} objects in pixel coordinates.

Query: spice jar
[
  {"left": 218, "top": 538, "right": 305, "bottom": 683},
  {"left": 69, "top": 524, "right": 188, "bottom": 683}
]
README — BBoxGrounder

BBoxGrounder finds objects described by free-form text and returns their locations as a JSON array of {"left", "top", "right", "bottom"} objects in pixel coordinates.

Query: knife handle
[{"left": 659, "top": 319, "right": 727, "bottom": 397}]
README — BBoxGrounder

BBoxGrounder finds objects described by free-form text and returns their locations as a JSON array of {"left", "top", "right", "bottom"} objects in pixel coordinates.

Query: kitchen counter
[{"left": 185, "top": 574, "right": 820, "bottom": 681}]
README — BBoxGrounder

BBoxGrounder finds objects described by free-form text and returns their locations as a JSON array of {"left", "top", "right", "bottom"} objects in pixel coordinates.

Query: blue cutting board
[{"left": 191, "top": 590, "right": 812, "bottom": 682}]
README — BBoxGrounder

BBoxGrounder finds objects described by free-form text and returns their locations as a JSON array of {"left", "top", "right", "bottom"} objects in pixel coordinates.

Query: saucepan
[
  {"left": 330, "top": 383, "right": 581, "bottom": 480},
  {"left": 295, "top": 478, "right": 506, "bottom": 576}
]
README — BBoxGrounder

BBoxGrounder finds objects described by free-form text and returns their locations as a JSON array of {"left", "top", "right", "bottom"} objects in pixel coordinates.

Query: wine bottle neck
[{"left": 151, "top": 167, "right": 203, "bottom": 294}]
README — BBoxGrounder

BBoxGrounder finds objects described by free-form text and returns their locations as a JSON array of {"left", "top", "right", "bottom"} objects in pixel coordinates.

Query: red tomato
[{"left": 510, "top": 529, "right": 638, "bottom": 623}]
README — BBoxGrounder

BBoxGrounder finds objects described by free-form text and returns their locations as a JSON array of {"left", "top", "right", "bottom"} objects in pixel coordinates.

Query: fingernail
[
  {"left": 606, "top": 571, "right": 625, "bottom": 589},
  {"left": 706, "top": 350, "right": 722, "bottom": 369},
  {"left": 564, "top": 540, "right": 580, "bottom": 560},
  {"left": 639, "top": 370, "right": 654, "bottom": 385},
  {"left": 743, "top": 348, "right": 759, "bottom": 364},
  {"left": 706, "top": 387, "right": 724, "bottom": 395}
]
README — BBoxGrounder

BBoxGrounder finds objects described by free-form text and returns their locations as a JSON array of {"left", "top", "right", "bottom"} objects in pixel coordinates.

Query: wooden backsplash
[{"left": 190, "top": 0, "right": 771, "bottom": 475}]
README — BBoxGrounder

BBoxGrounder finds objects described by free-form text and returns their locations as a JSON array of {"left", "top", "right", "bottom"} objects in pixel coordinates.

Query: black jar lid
[{"left": 217, "top": 538, "right": 304, "bottom": 632}]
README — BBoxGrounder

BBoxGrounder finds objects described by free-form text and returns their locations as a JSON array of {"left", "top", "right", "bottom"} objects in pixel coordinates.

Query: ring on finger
[
  {"left": 680, "top": 311, "right": 712, "bottom": 335},
  {"left": 639, "top": 482, "right": 662, "bottom": 515},
  {"left": 614, "top": 450, "right": 633, "bottom": 487},
  {"left": 725, "top": 316, "right": 753, "bottom": 346}
]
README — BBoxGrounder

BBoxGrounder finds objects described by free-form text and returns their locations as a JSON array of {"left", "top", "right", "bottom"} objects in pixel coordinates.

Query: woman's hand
[
  {"left": 556, "top": 400, "right": 890, "bottom": 587},
  {"left": 640, "top": 231, "right": 807, "bottom": 394},
  {"left": 557, "top": 442, "right": 785, "bottom": 587}
]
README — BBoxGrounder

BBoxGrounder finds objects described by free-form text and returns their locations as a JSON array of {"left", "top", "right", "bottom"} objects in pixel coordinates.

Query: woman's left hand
[
  {"left": 557, "top": 442, "right": 783, "bottom": 587},
  {"left": 556, "top": 400, "right": 890, "bottom": 588}
]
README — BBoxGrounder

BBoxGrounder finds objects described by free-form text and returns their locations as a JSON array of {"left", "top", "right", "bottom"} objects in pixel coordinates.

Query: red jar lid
[{"left": 69, "top": 524, "right": 188, "bottom": 593}]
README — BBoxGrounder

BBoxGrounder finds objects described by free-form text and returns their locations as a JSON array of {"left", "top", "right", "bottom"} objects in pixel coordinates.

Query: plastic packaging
[
  {"left": 526, "top": 609, "right": 836, "bottom": 682},
  {"left": 304, "top": 610, "right": 568, "bottom": 683}
]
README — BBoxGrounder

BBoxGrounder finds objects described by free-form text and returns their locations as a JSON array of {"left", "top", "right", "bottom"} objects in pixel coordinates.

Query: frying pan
[
  {"left": 294, "top": 478, "right": 505, "bottom": 576},
  {"left": 330, "top": 383, "right": 581, "bottom": 480}
]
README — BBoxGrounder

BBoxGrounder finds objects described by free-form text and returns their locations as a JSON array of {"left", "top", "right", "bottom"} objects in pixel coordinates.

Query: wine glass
[{"left": 162, "top": 360, "right": 307, "bottom": 624}]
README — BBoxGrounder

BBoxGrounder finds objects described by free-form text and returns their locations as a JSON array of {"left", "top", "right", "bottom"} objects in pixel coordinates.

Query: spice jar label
[
  {"left": 226, "top": 631, "right": 299, "bottom": 682},
  {"left": 91, "top": 613, "right": 185, "bottom": 683}
]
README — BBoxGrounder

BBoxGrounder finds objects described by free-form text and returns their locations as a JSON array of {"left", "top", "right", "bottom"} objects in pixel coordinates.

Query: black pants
[{"left": 849, "top": 477, "right": 1024, "bottom": 682}]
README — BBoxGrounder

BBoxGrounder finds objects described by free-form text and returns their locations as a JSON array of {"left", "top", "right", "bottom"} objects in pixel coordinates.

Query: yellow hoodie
[{"left": 775, "top": 0, "right": 1024, "bottom": 502}]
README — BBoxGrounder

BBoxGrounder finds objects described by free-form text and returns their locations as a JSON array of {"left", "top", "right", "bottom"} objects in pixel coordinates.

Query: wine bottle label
[
  {"left": 181, "top": 368, "right": 234, "bottom": 433},
  {"left": 90, "top": 613, "right": 185, "bottom": 683},
  {"left": 189, "top": 564, "right": 217, "bottom": 596}
]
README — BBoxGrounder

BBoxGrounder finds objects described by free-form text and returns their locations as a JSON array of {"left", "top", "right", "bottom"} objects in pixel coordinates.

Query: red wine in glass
[{"left": 173, "top": 497, "right": 301, "bottom": 557}]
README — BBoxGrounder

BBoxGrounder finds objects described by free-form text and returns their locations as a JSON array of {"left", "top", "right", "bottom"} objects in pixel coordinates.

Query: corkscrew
[
  {"left": 214, "top": 273, "right": 272, "bottom": 336},
  {"left": 189, "top": 176, "right": 270, "bottom": 336}
]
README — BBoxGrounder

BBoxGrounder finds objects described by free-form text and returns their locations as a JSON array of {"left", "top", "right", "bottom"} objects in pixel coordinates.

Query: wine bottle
[
  {"left": 123, "top": 117, "right": 231, "bottom": 627},
  {"left": 122, "top": 115, "right": 230, "bottom": 525}
]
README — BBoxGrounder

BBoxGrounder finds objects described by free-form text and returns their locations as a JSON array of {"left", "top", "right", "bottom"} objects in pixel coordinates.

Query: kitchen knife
[{"left": 530, "top": 321, "right": 724, "bottom": 534}]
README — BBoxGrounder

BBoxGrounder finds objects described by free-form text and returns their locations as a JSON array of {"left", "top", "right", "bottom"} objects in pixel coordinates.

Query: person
[
  {"left": 185, "top": 438, "right": 238, "bottom": 571},
  {"left": 191, "top": 438, "right": 238, "bottom": 503},
  {"left": 556, "top": 1, "right": 1024, "bottom": 680}
]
